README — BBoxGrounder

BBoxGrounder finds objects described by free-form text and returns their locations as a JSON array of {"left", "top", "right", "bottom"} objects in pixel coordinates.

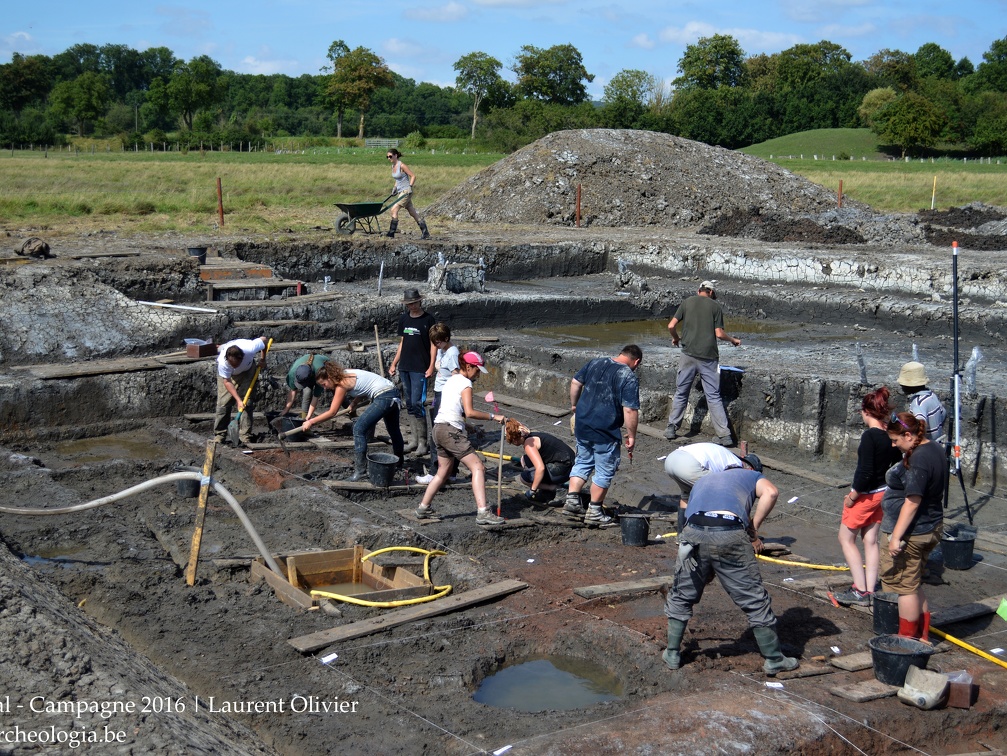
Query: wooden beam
[
  {"left": 573, "top": 576, "right": 672, "bottom": 599},
  {"left": 252, "top": 561, "right": 313, "bottom": 609},
  {"left": 490, "top": 394, "right": 569, "bottom": 418},
  {"left": 932, "top": 595, "right": 1005, "bottom": 626},
  {"left": 288, "top": 579, "right": 528, "bottom": 653},
  {"left": 25, "top": 358, "right": 166, "bottom": 380},
  {"left": 185, "top": 440, "right": 218, "bottom": 586}
]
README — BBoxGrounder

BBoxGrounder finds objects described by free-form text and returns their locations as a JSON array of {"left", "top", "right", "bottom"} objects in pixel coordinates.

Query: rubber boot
[
  {"left": 347, "top": 450, "right": 368, "bottom": 482},
  {"left": 414, "top": 415, "right": 429, "bottom": 456},
  {"left": 663, "top": 618, "right": 687, "bottom": 670},
  {"left": 385, "top": 219, "right": 398, "bottom": 238},
  {"left": 752, "top": 626, "right": 800, "bottom": 676},
  {"left": 677, "top": 507, "right": 687, "bottom": 534},
  {"left": 919, "top": 612, "right": 931, "bottom": 644},
  {"left": 403, "top": 416, "right": 418, "bottom": 453},
  {"left": 419, "top": 220, "right": 430, "bottom": 240},
  {"left": 898, "top": 617, "right": 919, "bottom": 639}
]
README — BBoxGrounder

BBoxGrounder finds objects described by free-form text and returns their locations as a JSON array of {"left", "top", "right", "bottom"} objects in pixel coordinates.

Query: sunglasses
[
  {"left": 386, "top": 154, "right": 395, "bottom": 159},
  {"left": 890, "top": 412, "right": 911, "bottom": 431}
]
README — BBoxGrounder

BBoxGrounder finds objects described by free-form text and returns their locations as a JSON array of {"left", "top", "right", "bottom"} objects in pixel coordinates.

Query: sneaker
[
  {"left": 713, "top": 435, "right": 735, "bottom": 447},
  {"left": 584, "top": 504, "right": 614, "bottom": 527},
  {"left": 415, "top": 506, "right": 437, "bottom": 520},
  {"left": 476, "top": 509, "right": 504, "bottom": 526},
  {"left": 833, "top": 587, "right": 872, "bottom": 607},
  {"left": 664, "top": 425, "right": 678, "bottom": 440},
  {"left": 563, "top": 494, "right": 587, "bottom": 518},
  {"left": 415, "top": 473, "right": 435, "bottom": 485}
]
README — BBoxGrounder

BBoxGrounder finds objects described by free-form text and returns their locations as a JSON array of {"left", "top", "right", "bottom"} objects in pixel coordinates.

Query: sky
[{"left": 3, "top": 0, "right": 1004, "bottom": 98}]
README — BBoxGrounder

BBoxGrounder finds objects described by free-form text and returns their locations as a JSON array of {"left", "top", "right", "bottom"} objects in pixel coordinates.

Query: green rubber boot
[
  {"left": 753, "top": 626, "right": 799, "bottom": 676},
  {"left": 662, "top": 618, "right": 687, "bottom": 670}
]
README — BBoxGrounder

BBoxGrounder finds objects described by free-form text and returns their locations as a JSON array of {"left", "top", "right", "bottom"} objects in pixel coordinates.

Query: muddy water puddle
[
  {"left": 53, "top": 431, "right": 165, "bottom": 463},
  {"left": 523, "top": 317, "right": 791, "bottom": 349},
  {"left": 473, "top": 655, "right": 623, "bottom": 711}
]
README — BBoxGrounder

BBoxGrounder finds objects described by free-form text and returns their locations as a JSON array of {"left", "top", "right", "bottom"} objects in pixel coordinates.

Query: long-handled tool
[
  {"left": 270, "top": 407, "right": 351, "bottom": 456},
  {"left": 374, "top": 324, "right": 384, "bottom": 375},
  {"left": 484, "top": 392, "right": 506, "bottom": 517},
  {"left": 227, "top": 338, "right": 273, "bottom": 446}
]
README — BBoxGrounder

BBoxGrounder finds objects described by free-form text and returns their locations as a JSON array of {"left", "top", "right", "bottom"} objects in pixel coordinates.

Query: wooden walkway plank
[
  {"left": 25, "top": 358, "right": 167, "bottom": 380},
  {"left": 491, "top": 394, "right": 570, "bottom": 418},
  {"left": 932, "top": 595, "right": 1005, "bottom": 626},
  {"left": 573, "top": 576, "right": 672, "bottom": 599},
  {"left": 288, "top": 579, "right": 528, "bottom": 653}
]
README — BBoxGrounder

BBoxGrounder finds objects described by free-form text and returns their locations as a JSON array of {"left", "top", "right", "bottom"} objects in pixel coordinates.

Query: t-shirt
[
  {"left": 681, "top": 442, "right": 744, "bottom": 472},
  {"left": 673, "top": 295, "right": 724, "bottom": 362},
  {"left": 684, "top": 468, "right": 763, "bottom": 526},
  {"left": 879, "top": 441, "right": 947, "bottom": 536},
  {"left": 908, "top": 390, "right": 947, "bottom": 442},
  {"left": 346, "top": 369, "right": 395, "bottom": 400},
  {"left": 217, "top": 338, "right": 266, "bottom": 379},
  {"left": 572, "top": 357, "right": 640, "bottom": 444},
  {"left": 397, "top": 311, "right": 436, "bottom": 373},
  {"left": 435, "top": 373, "right": 471, "bottom": 430},
  {"left": 434, "top": 345, "right": 460, "bottom": 392},
  {"left": 286, "top": 354, "right": 330, "bottom": 398},
  {"left": 852, "top": 426, "right": 902, "bottom": 493},
  {"left": 528, "top": 432, "right": 575, "bottom": 467}
]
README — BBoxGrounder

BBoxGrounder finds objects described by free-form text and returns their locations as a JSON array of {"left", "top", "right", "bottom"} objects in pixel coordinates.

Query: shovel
[
  {"left": 270, "top": 407, "right": 352, "bottom": 456},
  {"left": 227, "top": 338, "right": 273, "bottom": 446}
]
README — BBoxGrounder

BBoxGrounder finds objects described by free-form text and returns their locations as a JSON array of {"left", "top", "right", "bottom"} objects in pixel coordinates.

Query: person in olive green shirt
[
  {"left": 665, "top": 281, "right": 741, "bottom": 447},
  {"left": 282, "top": 353, "right": 331, "bottom": 419}
]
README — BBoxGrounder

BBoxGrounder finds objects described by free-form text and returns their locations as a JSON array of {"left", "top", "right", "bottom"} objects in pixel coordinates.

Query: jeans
[
  {"left": 570, "top": 438, "right": 620, "bottom": 490},
  {"left": 353, "top": 390, "right": 404, "bottom": 458},
  {"left": 400, "top": 371, "right": 428, "bottom": 419},
  {"left": 665, "top": 524, "right": 776, "bottom": 628},
  {"left": 667, "top": 354, "right": 731, "bottom": 438}
]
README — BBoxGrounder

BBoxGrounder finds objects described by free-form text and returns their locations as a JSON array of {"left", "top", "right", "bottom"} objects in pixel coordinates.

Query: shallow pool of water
[
  {"left": 54, "top": 432, "right": 164, "bottom": 463},
  {"left": 521, "top": 317, "right": 789, "bottom": 348},
  {"left": 472, "top": 655, "right": 623, "bottom": 712}
]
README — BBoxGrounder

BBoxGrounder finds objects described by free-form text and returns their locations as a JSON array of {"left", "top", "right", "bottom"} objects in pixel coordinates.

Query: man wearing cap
[
  {"left": 213, "top": 335, "right": 268, "bottom": 445},
  {"left": 898, "top": 361, "right": 946, "bottom": 442},
  {"left": 282, "top": 353, "right": 331, "bottom": 419},
  {"left": 564, "top": 344, "right": 642, "bottom": 526},
  {"left": 665, "top": 280, "right": 741, "bottom": 447},
  {"left": 389, "top": 289, "right": 437, "bottom": 456},
  {"left": 662, "top": 467, "right": 799, "bottom": 676},
  {"left": 665, "top": 442, "right": 763, "bottom": 534}
]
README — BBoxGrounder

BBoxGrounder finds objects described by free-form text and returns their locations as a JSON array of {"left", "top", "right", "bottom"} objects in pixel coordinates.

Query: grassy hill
[{"left": 740, "top": 128, "right": 885, "bottom": 161}]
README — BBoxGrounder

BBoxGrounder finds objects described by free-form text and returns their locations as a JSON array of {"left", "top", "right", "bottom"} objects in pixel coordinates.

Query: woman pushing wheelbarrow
[{"left": 385, "top": 148, "right": 430, "bottom": 239}]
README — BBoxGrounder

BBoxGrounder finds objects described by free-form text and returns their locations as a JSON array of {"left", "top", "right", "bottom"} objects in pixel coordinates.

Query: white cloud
[
  {"left": 384, "top": 38, "right": 426, "bottom": 57},
  {"left": 471, "top": 0, "right": 563, "bottom": 6},
  {"left": 781, "top": 0, "right": 871, "bottom": 24},
  {"left": 239, "top": 54, "right": 300, "bottom": 75},
  {"left": 631, "top": 33, "right": 656, "bottom": 50},
  {"left": 658, "top": 22, "right": 717, "bottom": 45},
  {"left": 658, "top": 22, "right": 799, "bottom": 53},
  {"left": 2, "top": 31, "right": 34, "bottom": 55},
  {"left": 818, "top": 22, "right": 876, "bottom": 40},
  {"left": 155, "top": 6, "right": 213, "bottom": 36},
  {"left": 405, "top": 2, "right": 468, "bottom": 22}
]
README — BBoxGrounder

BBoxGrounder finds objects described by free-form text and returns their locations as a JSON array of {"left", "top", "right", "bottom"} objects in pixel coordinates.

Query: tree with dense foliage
[
  {"left": 863, "top": 49, "right": 918, "bottom": 92},
  {"left": 858, "top": 87, "right": 897, "bottom": 127},
  {"left": 975, "top": 36, "right": 1007, "bottom": 92},
  {"left": 49, "top": 71, "right": 111, "bottom": 135},
  {"left": 326, "top": 44, "right": 393, "bottom": 138},
  {"left": 513, "top": 44, "right": 594, "bottom": 105},
  {"left": 0, "top": 53, "right": 53, "bottom": 112},
  {"left": 968, "top": 92, "right": 1007, "bottom": 153},
  {"left": 600, "top": 69, "right": 658, "bottom": 128},
  {"left": 322, "top": 40, "right": 350, "bottom": 137},
  {"left": 453, "top": 51, "right": 503, "bottom": 139},
  {"left": 872, "top": 91, "right": 946, "bottom": 156},
  {"left": 914, "top": 43, "right": 955, "bottom": 80},
  {"left": 167, "top": 55, "right": 222, "bottom": 130},
  {"left": 675, "top": 34, "right": 747, "bottom": 89}
]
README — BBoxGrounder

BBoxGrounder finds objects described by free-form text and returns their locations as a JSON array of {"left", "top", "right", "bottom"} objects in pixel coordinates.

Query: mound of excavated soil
[{"left": 427, "top": 129, "right": 861, "bottom": 229}]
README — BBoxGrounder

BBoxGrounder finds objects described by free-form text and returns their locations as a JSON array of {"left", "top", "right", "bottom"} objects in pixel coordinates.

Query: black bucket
[
  {"left": 872, "top": 591, "right": 901, "bottom": 635},
  {"left": 941, "top": 523, "right": 978, "bottom": 570},
  {"left": 620, "top": 514, "right": 649, "bottom": 547},
  {"left": 367, "top": 452, "right": 398, "bottom": 487},
  {"left": 187, "top": 246, "right": 207, "bottom": 265},
  {"left": 868, "top": 634, "right": 936, "bottom": 686},
  {"left": 275, "top": 416, "right": 307, "bottom": 442},
  {"left": 176, "top": 466, "right": 202, "bottom": 498}
]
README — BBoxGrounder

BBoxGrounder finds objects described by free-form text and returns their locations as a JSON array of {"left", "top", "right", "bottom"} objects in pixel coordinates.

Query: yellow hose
[
  {"left": 480, "top": 450, "right": 517, "bottom": 462},
  {"left": 757, "top": 555, "right": 850, "bottom": 571},
  {"left": 931, "top": 627, "right": 1007, "bottom": 671},
  {"left": 310, "top": 547, "right": 452, "bottom": 607}
]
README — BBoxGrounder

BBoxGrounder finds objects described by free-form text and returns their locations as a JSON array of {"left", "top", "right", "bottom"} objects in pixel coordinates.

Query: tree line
[{"left": 2, "top": 36, "right": 1007, "bottom": 155}]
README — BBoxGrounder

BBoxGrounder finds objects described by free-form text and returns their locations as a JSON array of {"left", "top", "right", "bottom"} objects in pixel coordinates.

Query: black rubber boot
[
  {"left": 753, "top": 626, "right": 800, "bottom": 676},
  {"left": 347, "top": 451, "right": 368, "bottom": 482},
  {"left": 663, "top": 618, "right": 687, "bottom": 670},
  {"left": 677, "top": 507, "right": 687, "bottom": 534},
  {"left": 403, "top": 416, "right": 418, "bottom": 453},
  {"left": 386, "top": 219, "right": 398, "bottom": 238},
  {"left": 419, "top": 220, "right": 430, "bottom": 240},
  {"left": 414, "top": 416, "right": 429, "bottom": 456}
]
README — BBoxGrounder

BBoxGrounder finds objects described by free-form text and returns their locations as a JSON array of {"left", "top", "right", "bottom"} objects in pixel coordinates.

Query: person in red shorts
[{"left": 835, "top": 387, "right": 902, "bottom": 606}]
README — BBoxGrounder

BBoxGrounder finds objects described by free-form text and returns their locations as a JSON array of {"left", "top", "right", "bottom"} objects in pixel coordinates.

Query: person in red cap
[{"left": 415, "top": 351, "right": 506, "bottom": 526}]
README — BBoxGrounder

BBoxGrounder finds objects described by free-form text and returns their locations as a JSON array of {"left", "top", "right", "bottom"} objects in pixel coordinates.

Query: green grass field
[{"left": 3, "top": 130, "right": 1006, "bottom": 235}]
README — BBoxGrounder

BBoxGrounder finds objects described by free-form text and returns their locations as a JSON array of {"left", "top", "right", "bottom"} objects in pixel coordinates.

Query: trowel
[{"left": 270, "top": 406, "right": 352, "bottom": 456}]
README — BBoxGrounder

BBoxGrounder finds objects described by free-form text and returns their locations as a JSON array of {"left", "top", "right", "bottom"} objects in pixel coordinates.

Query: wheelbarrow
[{"left": 334, "top": 192, "right": 410, "bottom": 235}]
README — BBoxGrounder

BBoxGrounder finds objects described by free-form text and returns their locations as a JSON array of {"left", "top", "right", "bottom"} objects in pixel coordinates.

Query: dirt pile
[{"left": 427, "top": 129, "right": 858, "bottom": 229}]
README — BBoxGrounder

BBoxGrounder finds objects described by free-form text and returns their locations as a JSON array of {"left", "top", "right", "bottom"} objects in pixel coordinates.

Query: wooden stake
[
  {"left": 185, "top": 439, "right": 218, "bottom": 586},
  {"left": 374, "top": 324, "right": 384, "bottom": 375},
  {"left": 496, "top": 424, "right": 505, "bottom": 516},
  {"left": 216, "top": 177, "right": 224, "bottom": 227}
]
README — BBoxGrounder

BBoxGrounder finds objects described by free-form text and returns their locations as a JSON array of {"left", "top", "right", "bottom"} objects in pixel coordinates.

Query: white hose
[{"left": 0, "top": 472, "right": 284, "bottom": 577}]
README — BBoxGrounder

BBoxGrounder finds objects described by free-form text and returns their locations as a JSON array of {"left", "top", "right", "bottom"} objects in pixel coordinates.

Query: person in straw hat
[{"left": 897, "top": 361, "right": 946, "bottom": 442}]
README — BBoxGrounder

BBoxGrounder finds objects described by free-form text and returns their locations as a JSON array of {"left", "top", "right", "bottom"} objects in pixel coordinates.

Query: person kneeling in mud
[
  {"left": 505, "top": 419, "right": 575, "bottom": 505},
  {"left": 415, "top": 352, "right": 506, "bottom": 526}
]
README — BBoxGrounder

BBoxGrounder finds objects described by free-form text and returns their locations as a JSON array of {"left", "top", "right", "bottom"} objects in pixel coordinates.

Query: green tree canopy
[
  {"left": 49, "top": 71, "right": 111, "bottom": 135},
  {"left": 975, "top": 36, "right": 1007, "bottom": 91},
  {"left": 326, "top": 45, "right": 394, "bottom": 138},
  {"left": 914, "top": 43, "right": 955, "bottom": 80},
  {"left": 775, "top": 41, "right": 852, "bottom": 90},
  {"left": 858, "top": 87, "right": 897, "bottom": 127},
  {"left": 167, "top": 55, "right": 223, "bottom": 130},
  {"left": 872, "top": 91, "right": 946, "bottom": 156},
  {"left": 0, "top": 53, "right": 53, "bottom": 112},
  {"left": 512, "top": 44, "right": 594, "bottom": 105},
  {"left": 863, "top": 49, "right": 918, "bottom": 91},
  {"left": 674, "top": 34, "right": 747, "bottom": 89},
  {"left": 454, "top": 51, "right": 503, "bottom": 138}
]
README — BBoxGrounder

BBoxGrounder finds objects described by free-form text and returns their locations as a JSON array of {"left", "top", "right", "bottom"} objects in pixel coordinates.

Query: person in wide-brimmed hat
[
  {"left": 897, "top": 361, "right": 946, "bottom": 442},
  {"left": 389, "top": 289, "right": 437, "bottom": 456}
]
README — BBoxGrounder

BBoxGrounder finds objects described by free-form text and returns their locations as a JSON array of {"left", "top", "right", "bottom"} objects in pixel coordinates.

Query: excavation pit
[{"left": 473, "top": 654, "right": 624, "bottom": 711}]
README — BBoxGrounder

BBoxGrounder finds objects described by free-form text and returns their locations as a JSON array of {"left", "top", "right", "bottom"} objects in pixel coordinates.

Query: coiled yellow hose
[{"left": 310, "top": 546, "right": 452, "bottom": 607}]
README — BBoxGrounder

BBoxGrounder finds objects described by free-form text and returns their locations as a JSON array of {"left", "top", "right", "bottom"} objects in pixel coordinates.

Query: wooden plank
[
  {"left": 0, "top": 257, "right": 33, "bottom": 266},
  {"left": 323, "top": 480, "right": 469, "bottom": 492},
  {"left": 636, "top": 423, "right": 668, "bottom": 440},
  {"left": 490, "top": 393, "right": 569, "bottom": 418},
  {"left": 233, "top": 320, "right": 319, "bottom": 327},
  {"left": 184, "top": 440, "right": 218, "bottom": 586},
  {"left": 775, "top": 662, "right": 835, "bottom": 680},
  {"left": 829, "top": 651, "right": 873, "bottom": 672},
  {"left": 185, "top": 413, "right": 216, "bottom": 422},
  {"left": 209, "top": 292, "right": 341, "bottom": 309},
  {"left": 65, "top": 250, "right": 141, "bottom": 259},
  {"left": 932, "top": 595, "right": 1004, "bottom": 627},
  {"left": 26, "top": 358, "right": 166, "bottom": 380},
  {"left": 208, "top": 278, "right": 303, "bottom": 290},
  {"left": 829, "top": 679, "right": 898, "bottom": 702},
  {"left": 573, "top": 576, "right": 672, "bottom": 599},
  {"left": 252, "top": 560, "right": 314, "bottom": 610},
  {"left": 288, "top": 579, "right": 529, "bottom": 653}
]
